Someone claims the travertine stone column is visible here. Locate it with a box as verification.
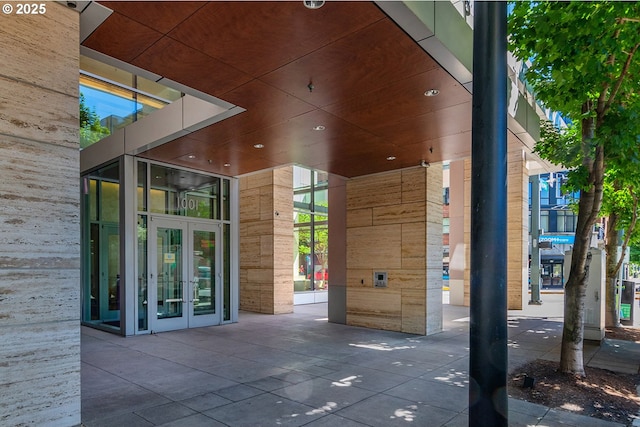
[345,166,443,335]
[448,159,467,306]
[328,174,347,324]
[507,147,528,310]
[461,151,528,310]
[464,158,472,307]
[0,4,80,426]
[426,164,444,334]
[239,167,294,314]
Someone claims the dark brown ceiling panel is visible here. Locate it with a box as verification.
[138,135,283,177]
[324,68,471,133]
[186,80,317,144]
[371,102,472,147]
[261,18,440,108]
[88,1,474,178]
[99,1,205,34]
[238,109,387,157]
[137,134,204,162]
[220,79,316,121]
[167,2,385,78]
[401,131,472,165]
[132,37,253,97]
[82,12,162,63]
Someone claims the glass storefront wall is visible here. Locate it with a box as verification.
[82,158,236,335]
[81,161,121,331]
[293,166,329,293]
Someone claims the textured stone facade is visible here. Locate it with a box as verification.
[458,153,528,310]
[345,167,443,335]
[239,168,294,314]
[0,4,81,426]
[507,148,528,310]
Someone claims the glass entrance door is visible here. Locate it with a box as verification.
[188,223,220,327]
[151,219,188,332]
[149,218,220,332]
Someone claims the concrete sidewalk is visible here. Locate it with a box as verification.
[81,301,640,427]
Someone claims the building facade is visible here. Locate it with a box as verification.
[0,1,553,425]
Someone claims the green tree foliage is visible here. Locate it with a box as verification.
[509,1,640,375]
[80,93,110,149]
[630,246,640,264]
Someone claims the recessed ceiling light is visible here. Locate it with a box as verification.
[313,125,326,131]
[253,143,264,149]
[424,89,440,97]
[303,0,324,9]
[224,163,231,167]
[187,154,196,159]
[387,156,396,161]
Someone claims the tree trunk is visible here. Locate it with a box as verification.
[605,212,620,327]
[560,190,593,376]
[559,112,604,376]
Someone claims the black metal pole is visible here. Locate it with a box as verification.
[469,2,508,427]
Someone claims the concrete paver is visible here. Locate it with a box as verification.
[81,298,639,427]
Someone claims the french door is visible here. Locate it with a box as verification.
[149,217,221,332]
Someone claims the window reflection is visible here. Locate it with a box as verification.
[79,55,182,149]
[149,164,221,219]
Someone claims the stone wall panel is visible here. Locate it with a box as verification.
[346,224,402,270]
[0,136,79,269]
[0,320,80,426]
[0,269,79,326]
[346,173,401,210]
[0,77,78,148]
[0,5,78,95]
[346,287,402,331]
[346,167,442,335]
[239,167,293,314]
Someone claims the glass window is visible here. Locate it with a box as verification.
[540,185,550,206]
[137,215,148,331]
[223,179,230,221]
[314,188,328,214]
[556,210,577,233]
[79,55,182,149]
[223,223,231,321]
[556,211,565,233]
[540,211,549,233]
[294,167,312,212]
[149,164,222,219]
[81,160,121,331]
[443,217,450,234]
[314,221,328,290]
[314,170,329,187]
[101,181,120,223]
[293,166,329,293]
[88,178,97,221]
[137,161,147,212]
[294,223,312,292]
